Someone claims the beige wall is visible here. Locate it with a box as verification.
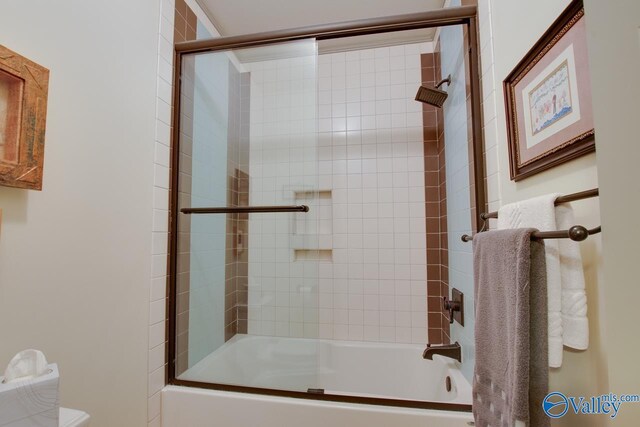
[479,0,610,425]
[0,1,159,426]
[583,0,640,425]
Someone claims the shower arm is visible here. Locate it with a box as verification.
[435,74,452,88]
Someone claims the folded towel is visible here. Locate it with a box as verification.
[556,203,589,350]
[497,194,562,367]
[497,194,588,367]
[473,229,549,427]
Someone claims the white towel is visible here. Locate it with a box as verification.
[556,203,589,351]
[497,194,588,367]
[497,194,563,367]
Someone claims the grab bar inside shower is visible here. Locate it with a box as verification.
[181,205,309,214]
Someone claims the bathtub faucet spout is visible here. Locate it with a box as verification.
[422,341,461,363]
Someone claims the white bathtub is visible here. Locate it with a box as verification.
[164,334,473,426]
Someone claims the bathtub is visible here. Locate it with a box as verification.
[163,334,473,426]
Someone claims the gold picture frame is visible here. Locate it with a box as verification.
[503,0,595,181]
[0,44,50,190]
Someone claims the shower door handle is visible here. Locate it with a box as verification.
[181,205,309,214]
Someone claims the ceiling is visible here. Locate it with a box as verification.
[195,0,448,51]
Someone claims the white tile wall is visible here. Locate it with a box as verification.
[477,0,502,215]
[149,0,227,424]
[244,43,321,339]
[244,42,430,344]
[315,43,430,344]
[148,0,174,425]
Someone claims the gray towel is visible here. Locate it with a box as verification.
[472,229,549,427]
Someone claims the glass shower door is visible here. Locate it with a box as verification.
[174,38,322,394]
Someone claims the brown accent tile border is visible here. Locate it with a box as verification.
[427,14,478,345]
[174,0,197,44]
[436,40,454,344]
[173,0,199,376]
[173,0,252,368]
[422,50,450,345]
[224,67,251,341]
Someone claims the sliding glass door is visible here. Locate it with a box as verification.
[174,39,322,393]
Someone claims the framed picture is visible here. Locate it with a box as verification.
[0,45,50,190]
[503,0,594,181]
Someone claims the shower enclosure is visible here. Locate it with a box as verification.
[168,4,485,413]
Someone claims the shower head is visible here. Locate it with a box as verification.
[415,86,448,108]
[415,74,452,108]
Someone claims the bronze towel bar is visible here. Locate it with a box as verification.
[480,188,599,220]
[181,205,309,214]
[462,188,601,242]
[461,225,601,242]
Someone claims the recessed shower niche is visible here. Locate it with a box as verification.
[293,190,332,262]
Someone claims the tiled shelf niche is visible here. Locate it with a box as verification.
[292,190,333,261]
[294,249,333,261]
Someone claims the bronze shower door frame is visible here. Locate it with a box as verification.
[167,4,486,412]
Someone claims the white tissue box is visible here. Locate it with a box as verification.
[0,363,59,427]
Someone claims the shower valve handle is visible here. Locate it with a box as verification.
[442,296,460,324]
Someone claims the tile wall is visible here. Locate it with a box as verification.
[148,0,228,424]
[223,62,251,341]
[175,12,251,364]
[421,49,451,345]
[313,44,431,344]
[172,0,198,376]
[476,0,501,216]
[243,42,434,344]
[147,0,175,424]
[243,41,322,339]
